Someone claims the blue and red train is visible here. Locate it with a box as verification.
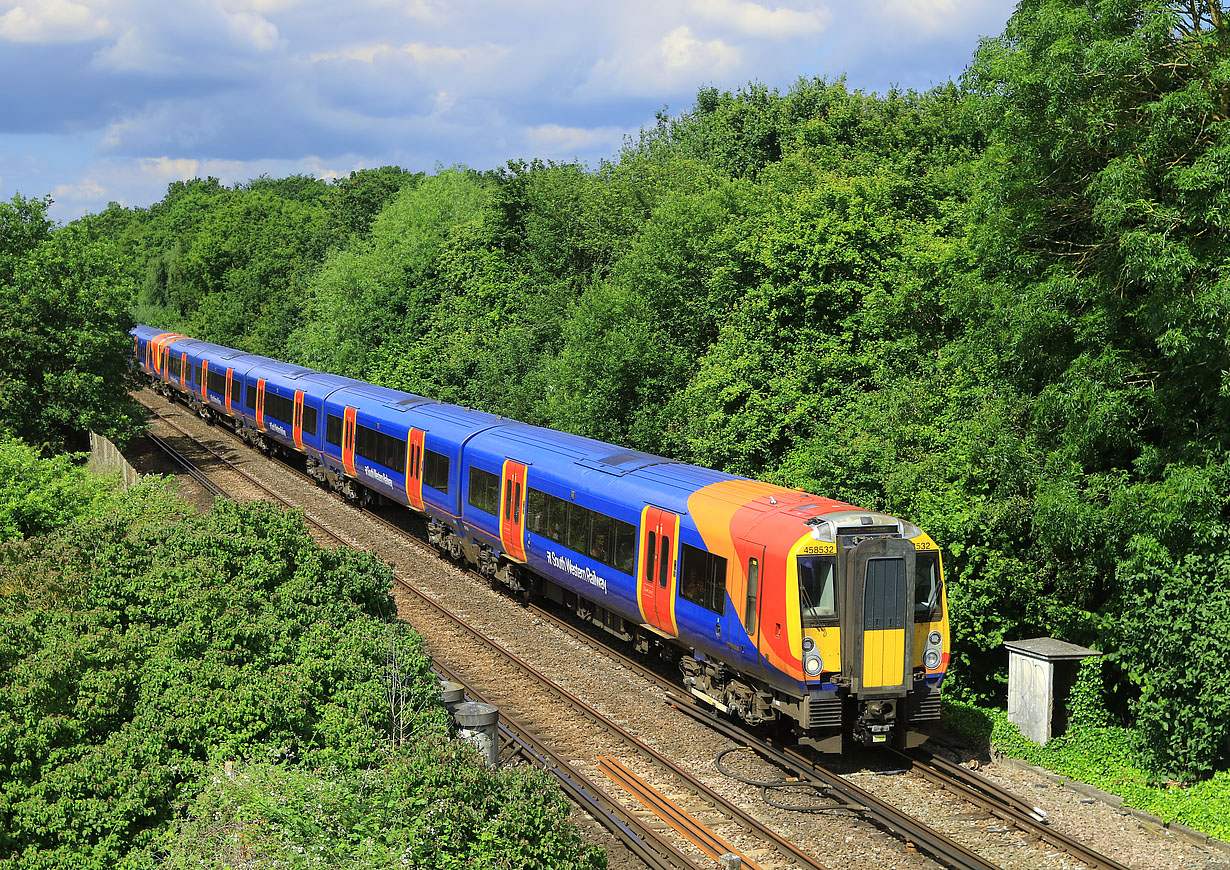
[134,325,949,746]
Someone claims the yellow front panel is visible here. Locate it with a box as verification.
[862,629,906,688]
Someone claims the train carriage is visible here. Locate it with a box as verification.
[132,325,949,748]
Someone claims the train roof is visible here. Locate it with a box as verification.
[466,421,747,515]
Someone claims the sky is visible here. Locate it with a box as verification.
[0,0,1019,222]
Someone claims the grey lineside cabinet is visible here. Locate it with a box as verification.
[1004,637,1101,745]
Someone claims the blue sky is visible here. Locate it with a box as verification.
[0,0,1018,221]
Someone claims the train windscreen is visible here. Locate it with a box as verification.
[798,555,838,627]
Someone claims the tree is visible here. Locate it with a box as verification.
[0,197,142,452]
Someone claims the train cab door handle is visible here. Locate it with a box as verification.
[714,621,721,637]
[727,641,742,653]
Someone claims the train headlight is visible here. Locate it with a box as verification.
[802,637,815,652]
[803,654,823,676]
[928,631,941,645]
[924,649,941,670]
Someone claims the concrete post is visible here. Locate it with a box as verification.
[718,854,742,870]
[439,680,464,713]
[454,701,500,768]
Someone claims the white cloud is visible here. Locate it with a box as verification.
[879,0,968,37]
[689,0,830,38]
[660,25,740,73]
[51,176,106,204]
[0,0,112,43]
[524,123,627,157]
[310,40,505,69]
[582,22,744,98]
[224,9,279,51]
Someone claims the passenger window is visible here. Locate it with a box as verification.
[658,536,670,588]
[514,482,521,524]
[680,543,727,614]
[646,532,656,583]
[527,488,545,533]
[746,558,760,634]
[613,521,636,575]
[504,480,513,521]
[567,502,589,554]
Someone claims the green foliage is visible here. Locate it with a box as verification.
[0,489,447,869]
[0,435,110,543]
[0,196,143,451]
[1114,523,1230,778]
[1066,656,1110,732]
[164,752,605,870]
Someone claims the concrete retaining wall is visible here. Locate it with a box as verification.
[87,432,141,489]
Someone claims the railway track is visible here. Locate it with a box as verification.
[139,393,1135,870]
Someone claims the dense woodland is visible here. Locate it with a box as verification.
[1,2,1228,856]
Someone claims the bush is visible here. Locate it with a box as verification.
[0,489,446,869]
[1114,525,1230,779]
[165,749,606,870]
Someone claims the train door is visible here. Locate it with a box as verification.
[341,407,357,476]
[499,460,528,562]
[255,379,266,429]
[842,536,915,693]
[404,428,425,509]
[180,353,188,388]
[741,543,766,676]
[292,390,305,449]
[637,506,679,637]
[225,369,234,414]
[200,360,210,401]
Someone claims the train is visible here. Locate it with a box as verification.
[133,325,949,748]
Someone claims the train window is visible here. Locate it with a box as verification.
[326,414,341,446]
[302,404,318,438]
[680,543,726,614]
[589,515,612,563]
[514,482,521,524]
[208,369,227,396]
[613,520,636,575]
[646,532,656,582]
[526,487,545,533]
[246,382,257,411]
[228,376,240,405]
[658,535,670,588]
[423,449,450,494]
[469,468,501,516]
[799,556,838,627]
[914,550,943,622]
[265,391,295,427]
[543,492,567,542]
[504,480,513,521]
[746,557,760,635]
[567,502,589,554]
[192,365,202,387]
